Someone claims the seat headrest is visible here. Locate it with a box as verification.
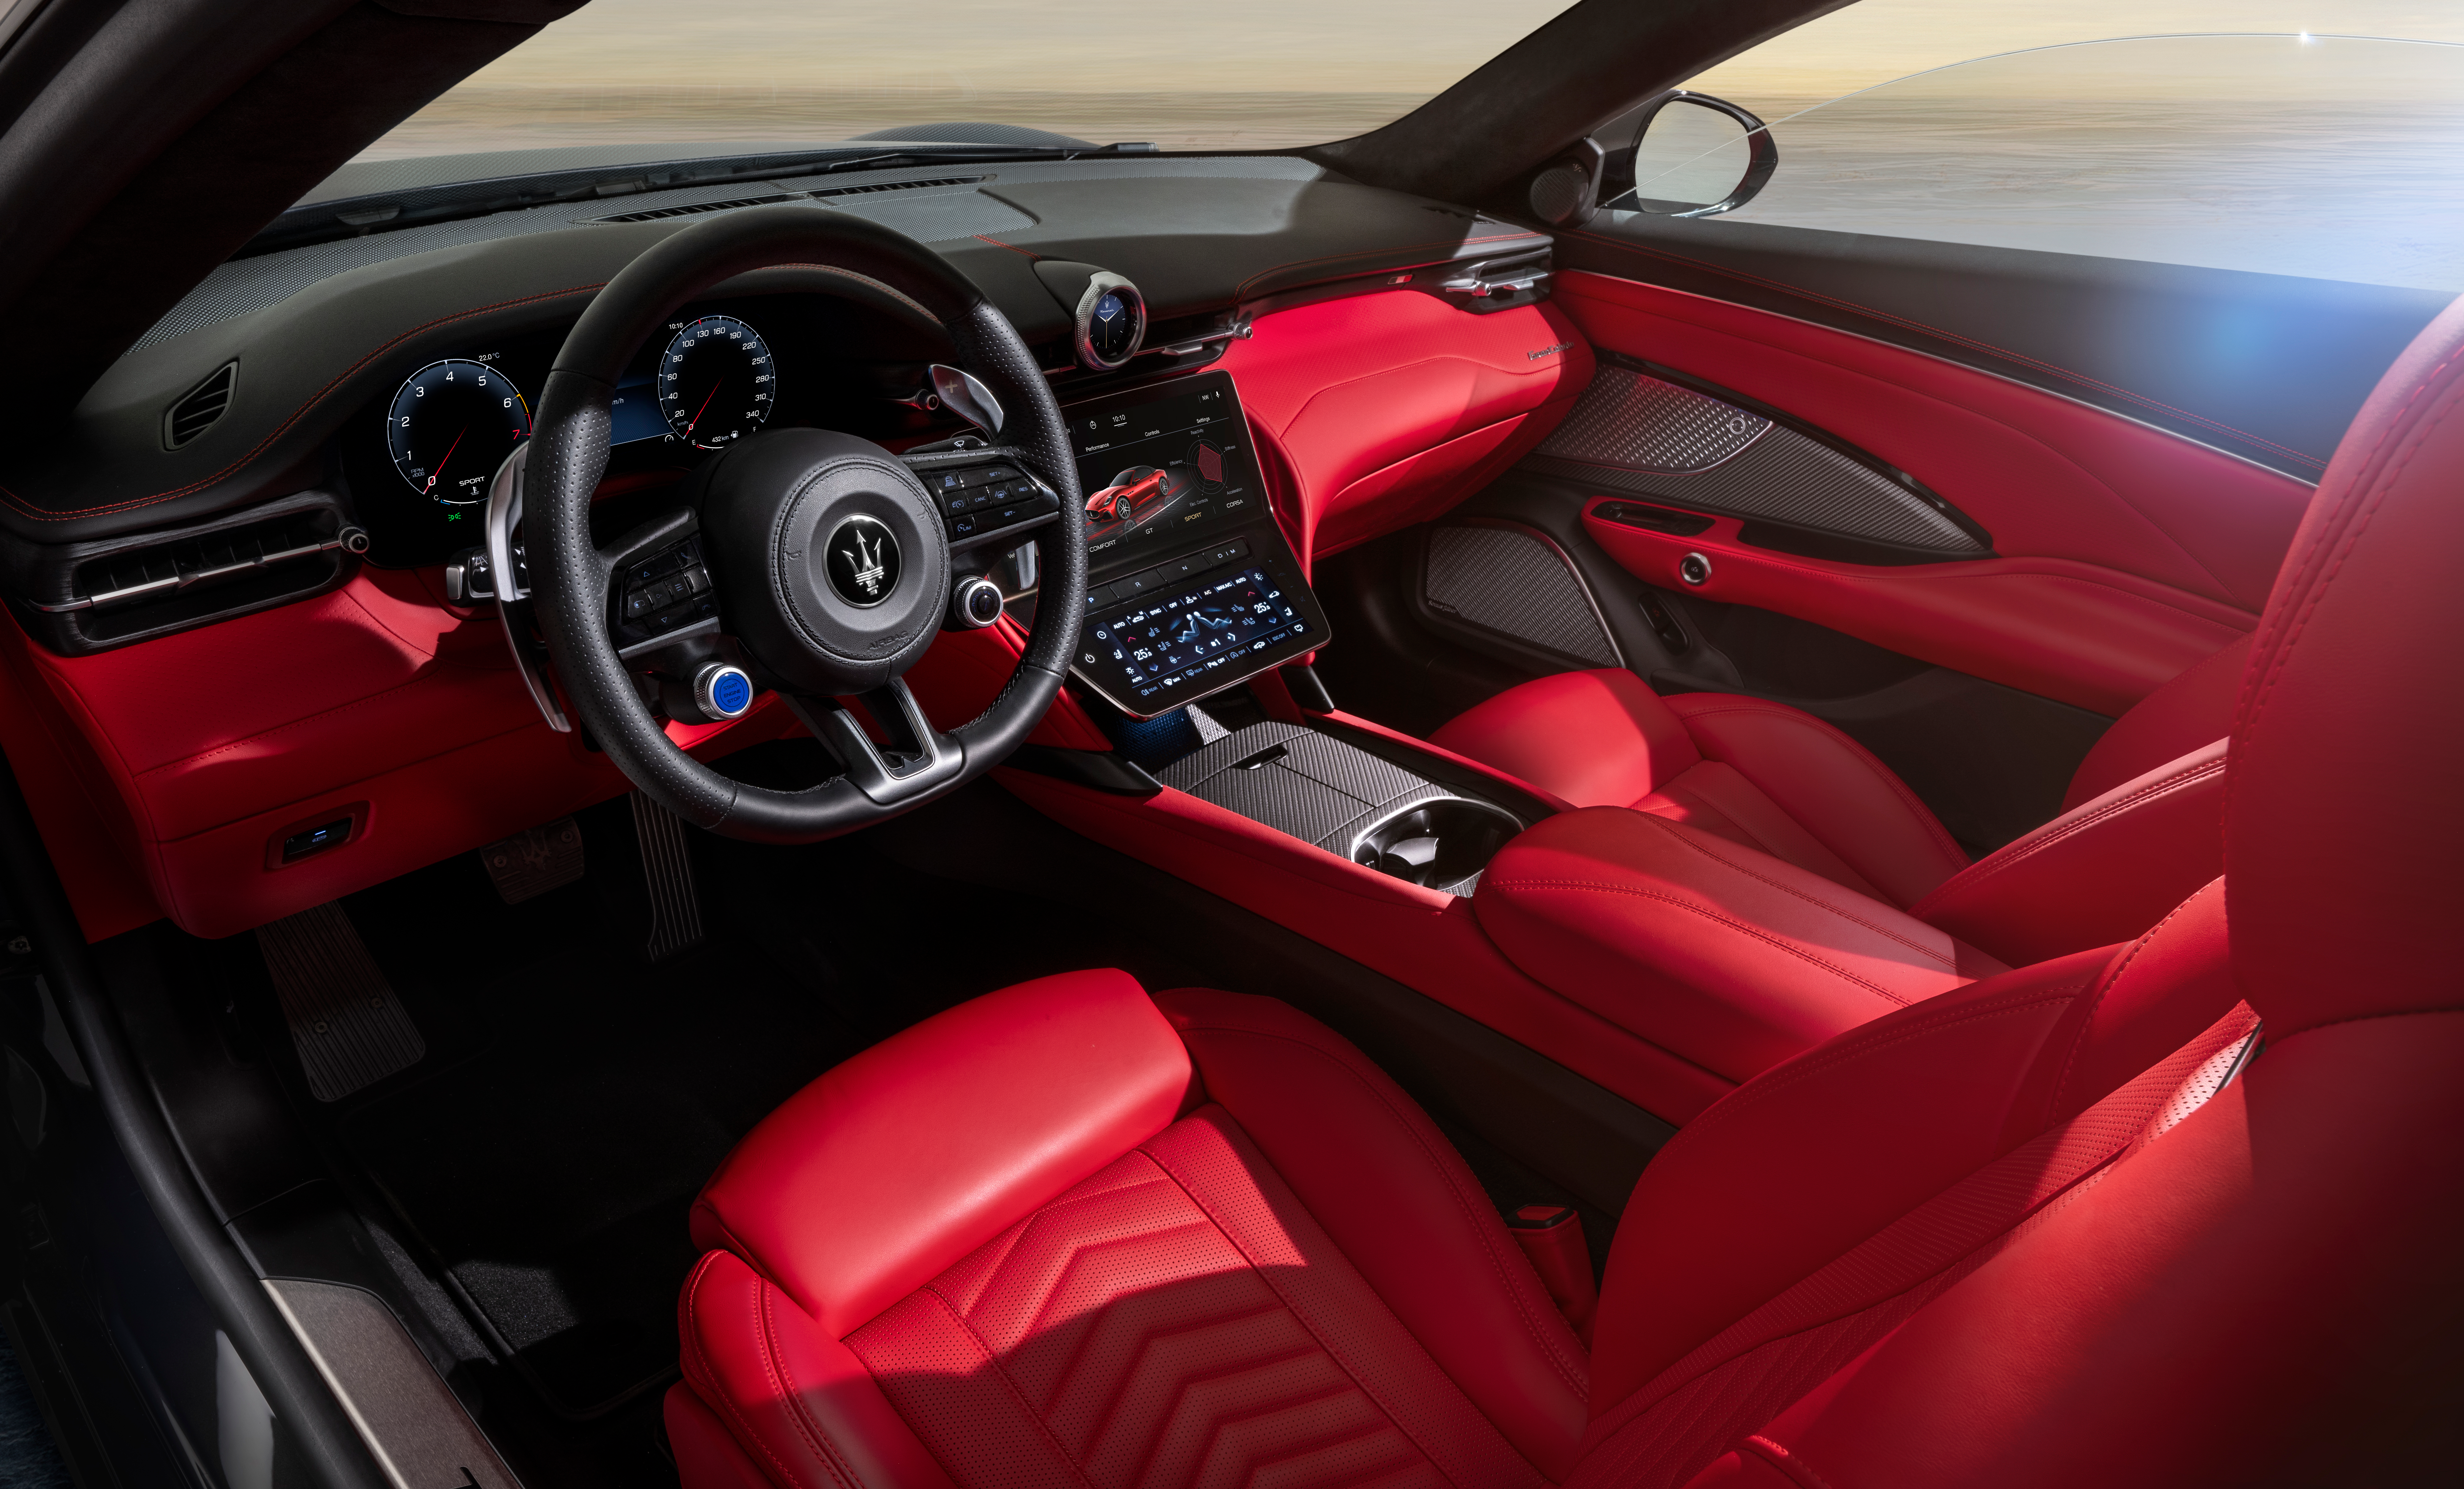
[2228,292,2464,1035]
[690,969,1193,1337]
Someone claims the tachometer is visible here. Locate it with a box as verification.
[386,359,529,505]
[656,315,776,449]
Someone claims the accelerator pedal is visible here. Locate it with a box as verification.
[629,792,706,963]
[256,903,426,1102]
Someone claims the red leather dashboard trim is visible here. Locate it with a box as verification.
[995,767,1737,1124]
[1555,272,2315,616]
[1582,503,2251,716]
[1218,291,1593,568]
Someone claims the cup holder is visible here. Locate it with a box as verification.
[1349,796,1524,894]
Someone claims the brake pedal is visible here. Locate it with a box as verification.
[478,816,585,905]
[256,903,426,1102]
[629,792,705,963]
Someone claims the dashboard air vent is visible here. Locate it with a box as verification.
[164,362,237,448]
[806,175,983,199]
[22,492,365,654]
[589,193,802,224]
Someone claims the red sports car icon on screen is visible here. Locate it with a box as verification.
[1084,463,1193,524]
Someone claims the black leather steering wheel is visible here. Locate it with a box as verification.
[523,205,1086,841]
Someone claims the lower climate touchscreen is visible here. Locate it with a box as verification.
[1062,370,1329,719]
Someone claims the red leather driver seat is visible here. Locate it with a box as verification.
[668,292,2464,1486]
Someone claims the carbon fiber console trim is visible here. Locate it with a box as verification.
[1526,362,1990,555]
[1422,523,1621,668]
[1155,721,1520,895]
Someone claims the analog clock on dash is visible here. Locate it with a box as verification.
[657,315,776,448]
[386,358,530,505]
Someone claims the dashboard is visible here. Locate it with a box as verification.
[0,153,1578,941]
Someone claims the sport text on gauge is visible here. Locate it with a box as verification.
[386,358,530,505]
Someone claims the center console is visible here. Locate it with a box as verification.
[1060,371,1331,718]
[1047,368,1525,897]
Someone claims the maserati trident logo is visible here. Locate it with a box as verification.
[824,514,901,607]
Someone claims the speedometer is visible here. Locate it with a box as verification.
[386,359,529,504]
[656,315,776,449]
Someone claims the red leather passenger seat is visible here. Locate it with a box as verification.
[1431,633,2248,966]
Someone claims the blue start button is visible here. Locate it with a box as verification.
[695,663,755,721]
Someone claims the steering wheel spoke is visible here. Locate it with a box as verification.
[784,680,965,806]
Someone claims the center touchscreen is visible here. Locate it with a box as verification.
[1059,370,1331,719]
[1071,371,1264,569]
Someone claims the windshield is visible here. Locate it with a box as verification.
[359,0,1580,163]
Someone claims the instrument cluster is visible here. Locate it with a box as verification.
[342,294,933,569]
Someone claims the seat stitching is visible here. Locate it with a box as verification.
[680,1256,824,1489]
[2277,1005,2464,1037]
[2240,371,2463,753]
[1556,241,2330,470]
[910,1283,1107,1489]
[1677,987,2088,1144]
[2045,886,2217,1120]
[1628,813,1961,969]
[681,1255,824,1489]
[1485,878,1924,1007]
[1665,699,1968,882]
[1136,1132,1507,1488]
[1172,1028,1591,1398]
[1915,755,2227,915]
[762,1280,867,1489]
[1642,782,1788,861]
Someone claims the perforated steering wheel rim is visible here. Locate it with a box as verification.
[522,205,1086,842]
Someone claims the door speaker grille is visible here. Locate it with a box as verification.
[1423,526,1619,668]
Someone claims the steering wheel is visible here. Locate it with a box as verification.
[520,205,1086,841]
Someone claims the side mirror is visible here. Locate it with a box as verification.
[1613,91,1777,217]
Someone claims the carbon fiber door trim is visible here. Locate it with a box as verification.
[1525,361,1989,555]
[1421,521,1621,669]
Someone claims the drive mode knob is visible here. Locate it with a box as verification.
[948,575,1005,629]
[693,662,755,720]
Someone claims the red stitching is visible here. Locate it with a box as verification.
[680,1256,818,1489]
[1485,877,1930,1007]
[1560,243,2330,470]
[971,234,1038,258]
[1915,754,2226,915]
[1630,812,1962,970]
[2047,883,2220,1120]
[1174,1024,1592,1397]
[0,283,609,521]
[1667,696,1969,879]
[1231,230,1548,300]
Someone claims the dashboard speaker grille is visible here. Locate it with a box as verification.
[1422,525,1620,669]
[164,361,236,448]
[587,193,800,223]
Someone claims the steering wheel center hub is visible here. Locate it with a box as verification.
[823,513,901,607]
[699,426,950,694]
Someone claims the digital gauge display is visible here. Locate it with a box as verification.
[657,315,776,448]
[386,359,530,505]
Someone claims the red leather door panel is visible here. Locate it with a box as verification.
[1555,272,2316,713]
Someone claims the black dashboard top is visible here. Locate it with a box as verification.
[2,155,1544,549]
